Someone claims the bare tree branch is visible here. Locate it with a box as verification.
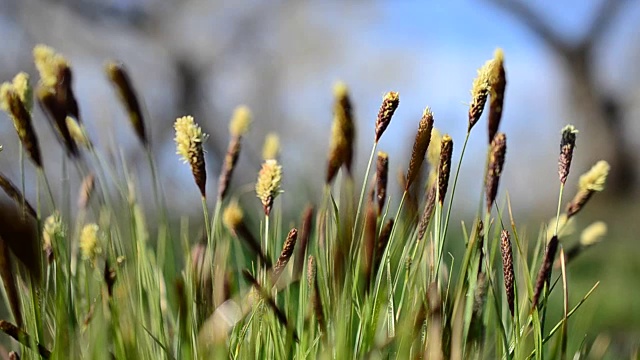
[582,0,628,46]
[485,0,569,54]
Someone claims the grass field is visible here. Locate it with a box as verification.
[0,45,633,359]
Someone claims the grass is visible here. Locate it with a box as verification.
[0,45,624,359]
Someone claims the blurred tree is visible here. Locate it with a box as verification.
[3,0,386,213]
[487,0,637,197]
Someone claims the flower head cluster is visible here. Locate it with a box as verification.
[80,223,100,261]
[175,115,208,197]
[256,159,283,215]
[174,116,207,164]
[33,44,69,88]
[578,160,609,192]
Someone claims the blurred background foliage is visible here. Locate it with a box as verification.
[1,0,639,357]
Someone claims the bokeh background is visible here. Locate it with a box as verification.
[1,0,639,357]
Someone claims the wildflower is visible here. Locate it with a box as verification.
[468,58,493,132]
[262,132,280,160]
[80,224,100,261]
[580,221,607,246]
[42,213,62,263]
[224,199,270,266]
[566,161,609,218]
[488,49,506,143]
[256,159,282,216]
[0,82,42,168]
[65,116,91,148]
[222,199,244,231]
[218,107,251,200]
[33,44,69,88]
[229,105,252,138]
[174,115,207,198]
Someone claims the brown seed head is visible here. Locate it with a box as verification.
[0,173,37,218]
[374,218,394,275]
[36,85,79,157]
[488,49,506,143]
[500,230,515,316]
[105,61,148,146]
[34,45,80,121]
[0,84,42,168]
[485,132,507,213]
[0,200,41,284]
[417,182,437,241]
[272,228,298,281]
[406,107,434,191]
[217,136,241,201]
[334,82,355,174]
[362,203,377,288]
[532,235,559,309]
[307,255,325,332]
[437,135,454,204]
[374,91,399,142]
[306,255,316,291]
[558,125,578,185]
[476,220,485,276]
[293,205,314,278]
[468,59,493,132]
[375,151,389,215]
[326,82,356,182]
[55,65,80,122]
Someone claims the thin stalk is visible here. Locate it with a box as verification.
[146,147,171,270]
[211,200,223,240]
[264,214,271,262]
[61,155,71,227]
[19,143,25,213]
[352,141,378,240]
[559,247,568,360]
[202,197,211,247]
[38,169,57,210]
[371,192,406,337]
[437,132,470,278]
[553,184,565,236]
